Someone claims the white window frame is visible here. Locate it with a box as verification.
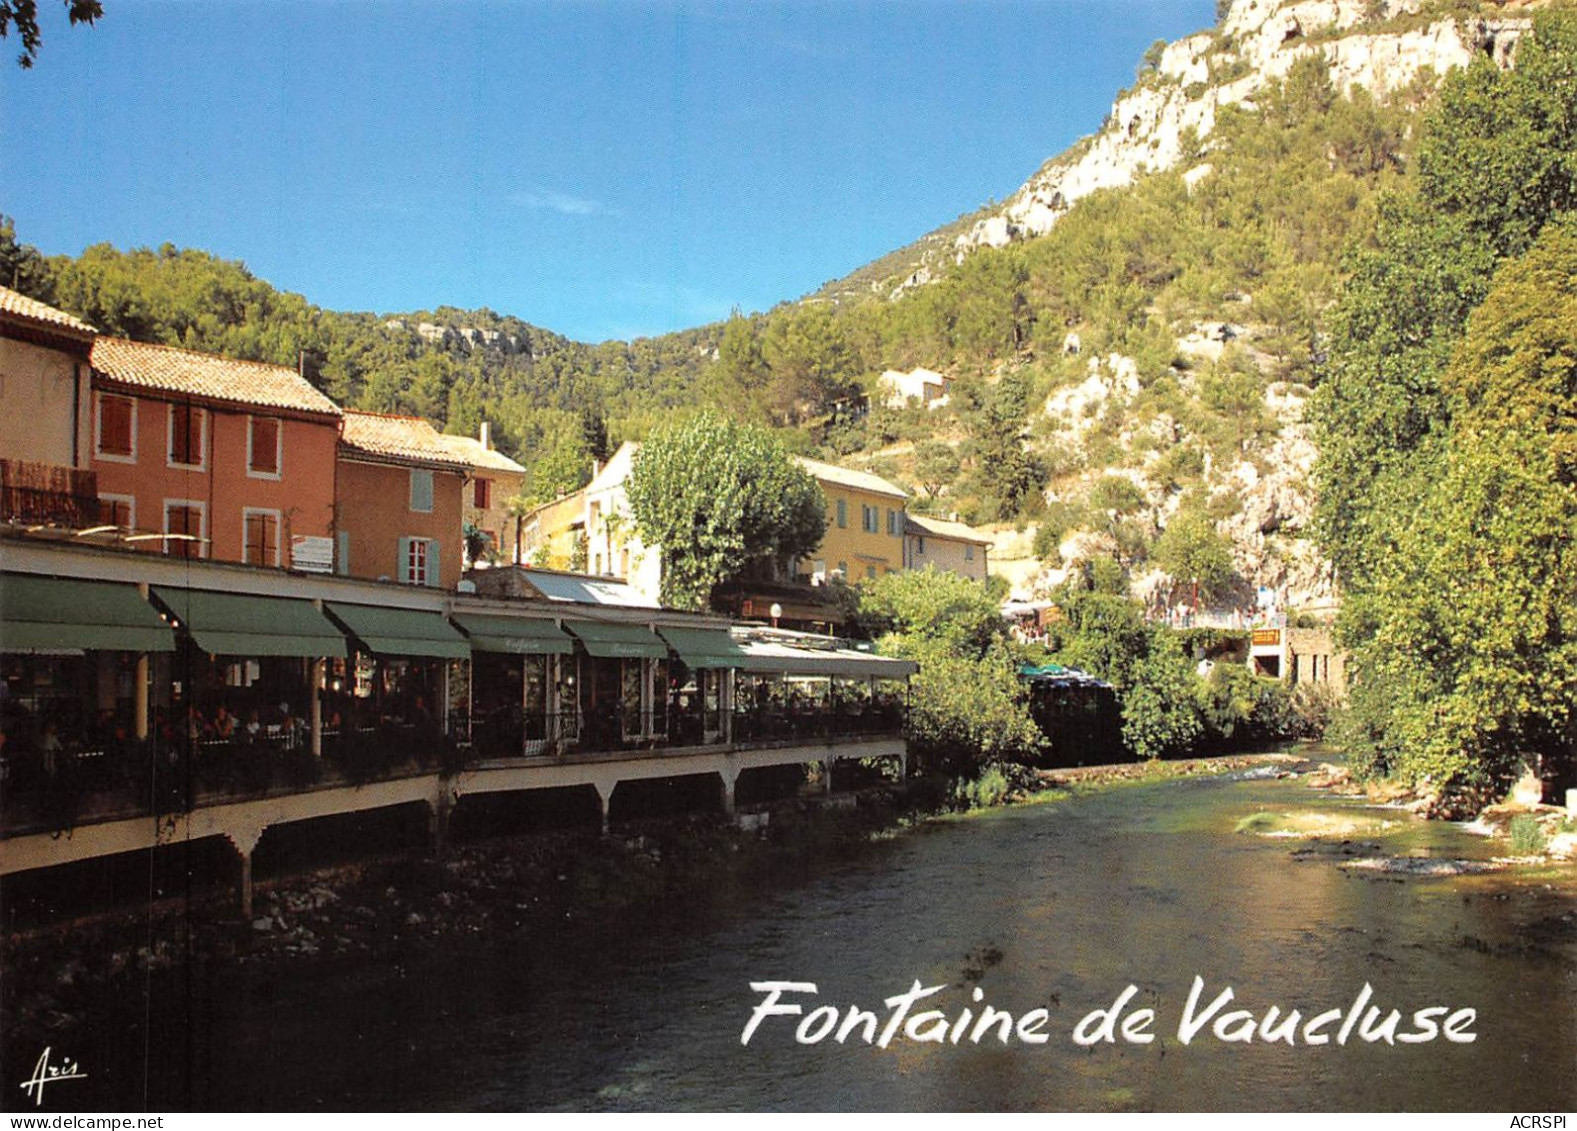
[247,415,284,480]
[405,536,430,586]
[163,498,207,559]
[94,393,138,463]
[166,403,207,470]
[410,468,434,513]
[99,492,136,533]
[242,506,283,568]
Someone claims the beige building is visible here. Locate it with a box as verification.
[433,422,527,567]
[0,287,96,512]
[903,513,991,582]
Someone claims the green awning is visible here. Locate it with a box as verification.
[563,620,668,660]
[657,625,747,668]
[152,587,346,657]
[326,602,470,659]
[451,613,572,655]
[1,573,174,653]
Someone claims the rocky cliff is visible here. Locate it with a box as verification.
[954,0,1534,258]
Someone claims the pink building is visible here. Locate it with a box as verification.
[88,337,342,569]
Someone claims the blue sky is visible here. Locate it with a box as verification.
[2,1,1216,343]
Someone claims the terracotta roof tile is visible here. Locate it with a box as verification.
[435,433,526,475]
[340,410,472,469]
[794,455,908,500]
[91,337,340,416]
[905,513,992,545]
[0,285,96,338]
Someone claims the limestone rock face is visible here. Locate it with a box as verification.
[954,0,1535,257]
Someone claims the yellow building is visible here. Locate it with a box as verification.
[792,456,908,584]
[519,445,999,609]
[518,487,588,571]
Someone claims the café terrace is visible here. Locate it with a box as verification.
[0,287,914,917]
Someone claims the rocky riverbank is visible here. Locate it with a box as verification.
[0,749,1316,1074]
[1,787,908,1069]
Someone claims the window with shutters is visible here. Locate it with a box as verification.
[168,404,205,468]
[410,469,434,512]
[474,478,491,509]
[243,508,282,567]
[405,537,429,586]
[100,494,135,533]
[164,500,205,560]
[96,394,136,461]
[835,498,847,528]
[248,416,282,478]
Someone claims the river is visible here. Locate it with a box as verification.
[43,760,1577,1111]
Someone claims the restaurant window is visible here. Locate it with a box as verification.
[410,469,434,513]
[474,478,491,509]
[164,500,205,559]
[248,416,282,477]
[96,394,135,460]
[243,508,282,567]
[100,494,135,533]
[168,403,205,468]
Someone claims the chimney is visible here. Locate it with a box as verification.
[479,421,492,450]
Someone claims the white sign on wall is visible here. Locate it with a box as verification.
[291,534,335,574]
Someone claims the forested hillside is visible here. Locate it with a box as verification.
[0,0,1547,614]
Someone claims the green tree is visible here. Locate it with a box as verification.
[858,567,1040,774]
[625,411,827,610]
[912,440,961,498]
[1152,510,1235,606]
[1311,9,1577,807]
[1047,575,1205,759]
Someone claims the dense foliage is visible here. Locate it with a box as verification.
[1312,9,1577,810]
[858,568,1041,775]
[624,412,826,611]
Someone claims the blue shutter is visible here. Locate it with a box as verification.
[427,539,441,587]
[836,499,846,528]
[336,530,350,576]
[410,470,434,512]
[398,536,411,583]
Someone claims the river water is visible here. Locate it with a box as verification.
[97,762,1577,1110]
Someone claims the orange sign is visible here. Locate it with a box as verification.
[1252,629,1281,647]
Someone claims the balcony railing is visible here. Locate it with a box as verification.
[0,460,99,529]
[1,702,907,838]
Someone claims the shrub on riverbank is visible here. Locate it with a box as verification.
[860,568,1043,775]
